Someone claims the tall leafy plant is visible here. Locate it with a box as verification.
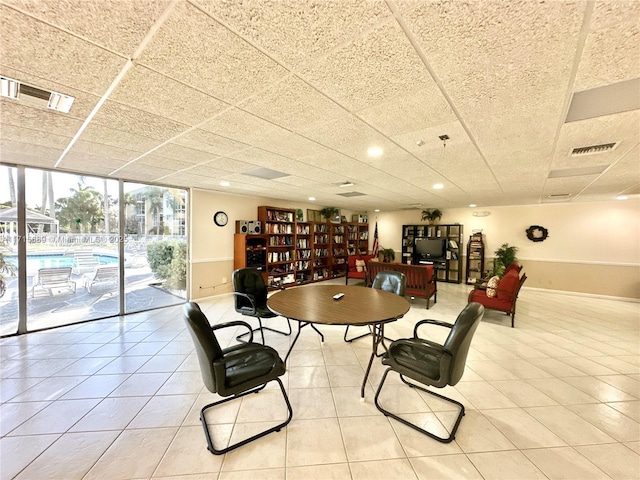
[491,243,518,276]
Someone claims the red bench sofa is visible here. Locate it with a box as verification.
[366,261,437,309]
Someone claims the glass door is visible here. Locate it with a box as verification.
[0,165,19,335]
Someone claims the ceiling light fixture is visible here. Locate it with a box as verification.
[219,180,230,187]
[416,140,425,146]
[48,91,74,113]
[374,209,380,212]
[308,196,316,201]
[433,183,444,189]
[469,204,477,208]
[0,76,18,98]
[367,146,383,157]
[615,195,628,200]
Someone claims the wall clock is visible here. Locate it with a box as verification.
[213,211,228,227]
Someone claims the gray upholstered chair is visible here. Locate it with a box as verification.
[344,270,407,343]
[374,302,484,443]
[183,302,292,455]
[232,267,292,344]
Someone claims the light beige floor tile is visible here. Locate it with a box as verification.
[0,376,44,402]
[9,375,88,402]
[349,458,418,480]
[389,412,463,456]
[331,385,380,416]
[326,364,367,388]
[482,407,566,449]
[137,354,189,373]
[60,374,130,399]
[285,463,351,480]
[468,450,548,479]
[84,427,177,480]
[525,405,616,445]
[340,416,405,462]
[322,344,361,365]
[70,396,150,431]
[153,425,224,476]
[288,348,326,366]
[567,403,640,442]
[562,357,619,376]
[563,376,636,402]
[489,379,558,407]
[218,468,285,480]
[410,454,483,480]
[590,356,640,374]
[454,381,518,409]
[607,400,640,422]
[465,360,519,380]
[96,355,152,374]
[624,441,640,454]
[108,371,171,397]
[187,391,240,426]
[220,421,287,471]
[8,398,101,435]
[0,400,50,435]
[288,366,330,388]
[156,370,210,395]
[289,387,337,419]
[523,446,612,480]
[526,377,600,405]
[437,410,515,453]
[51,356,114,376]
[576,443,640,480]
[14,431,119,480]
[129,394,197,428]
[286,418,347,467]
[528,357,586,377]
[0,434,60,479]
[597,375,640,398]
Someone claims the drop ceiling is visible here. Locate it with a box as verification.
[0,0,638,211]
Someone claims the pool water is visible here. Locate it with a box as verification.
[5,253,118,273]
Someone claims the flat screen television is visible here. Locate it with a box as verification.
[414,237,446,259]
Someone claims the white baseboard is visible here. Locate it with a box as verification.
[522,286,640,303]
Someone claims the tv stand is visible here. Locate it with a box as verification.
[417,258,446,269]
[401,224,463,283]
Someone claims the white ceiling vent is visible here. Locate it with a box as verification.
[0,76,75,113]
[570,142,617,156]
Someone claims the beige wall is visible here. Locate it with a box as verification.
[189,189,638,300]
[371,199,640,299]
[189,189,357,300]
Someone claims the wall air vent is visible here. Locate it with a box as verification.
[571,142,617,156]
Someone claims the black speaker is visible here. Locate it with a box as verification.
[249,221,262,234]
[235,220,249,234]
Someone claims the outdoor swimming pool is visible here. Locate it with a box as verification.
[5,252,118,272]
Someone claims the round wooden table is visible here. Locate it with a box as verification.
[268,284,410,398]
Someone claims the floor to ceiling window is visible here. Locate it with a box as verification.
[0,165,188,335]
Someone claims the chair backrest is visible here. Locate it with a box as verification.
[94,265,118,280]
[504,263,522,275]
[183,302,223,394]
[443,302,484,385]
[38,267,72,283]
[232,268,268,310]
[371,270,407,297]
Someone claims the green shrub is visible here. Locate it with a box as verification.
[147,240,186,290]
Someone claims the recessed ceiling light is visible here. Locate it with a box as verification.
[416,140,425,146]
[308,197,315,201]
[0,76,19,98]
[616,195,628,200]
[433,183,444,189]
[469,204,477,208]
[367,147,383,157]
[48,91,74,113]
[219,180,230,187]
[374,209,380,212]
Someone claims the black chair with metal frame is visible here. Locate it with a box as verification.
[183,302,292,455]
[232,267,292,344]
[374,302,484,443]
[344,270,407,344]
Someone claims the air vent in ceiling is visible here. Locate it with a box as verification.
[337,191,365,197]
[0,75,75,113]
[571,142,617,156]
[548,193,572,198]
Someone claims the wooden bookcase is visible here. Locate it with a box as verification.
[331,224,347,277]
[234,234,268,272]
[295,221,312,283]
[401,223,463,284]
[311,221,330,281]
[258,206,296,287]
[465,232,485,285]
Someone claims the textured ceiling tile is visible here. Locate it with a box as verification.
[136,155,197,171]
[110,65,230,126]
[358,83,456,137]
[173,129,249,156]
[192,0,393,69]
[151,143,217,165]
[189,157,254,175]
[253,130,329,159]
[581,144,640,193]
[301,21,430,111]
[590,0,640,31]
[0,123,71,149]
[137,1,288,103]
[116,162,176,180]
[79,124,161,152]
[239,76,346,132]
[200,108,287,146]
[0,99,85,137]
[0,151,56,169]
[573,21,640,90]
[70,140,143,163]
[62,155,128,176]
[542,175,599,197]
[1,5,127,95]
[91,101,189,141]
[2,0,172,56]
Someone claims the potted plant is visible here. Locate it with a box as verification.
[420,208,443,225]
[380,247,395,263]
[491,243,518,276]
[319,207,339,222]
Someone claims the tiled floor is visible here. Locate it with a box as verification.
[1,280,639,480]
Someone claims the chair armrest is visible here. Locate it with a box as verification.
[388,338,453,382]
[213,343,281,378]
[233,291,257,310]
[413,318,454,338]
[212,320,254,344]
